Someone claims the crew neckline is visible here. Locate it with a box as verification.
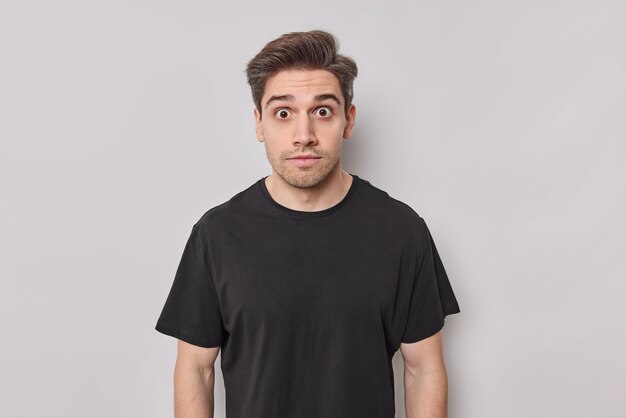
[257,174,360,218]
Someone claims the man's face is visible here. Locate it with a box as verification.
[254,69,356,189]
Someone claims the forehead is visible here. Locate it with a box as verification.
[262,69,342,104]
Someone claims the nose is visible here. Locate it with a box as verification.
[292,113,317,147]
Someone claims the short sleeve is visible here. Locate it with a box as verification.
[401,220,461,344]
[155,223,225,348]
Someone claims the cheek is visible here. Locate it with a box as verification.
[314,119,345,135]
[261,121,289,136]
[263,139,285,160]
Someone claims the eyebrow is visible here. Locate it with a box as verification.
[264,93,342,108]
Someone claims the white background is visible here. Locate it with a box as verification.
[1,0,624,417]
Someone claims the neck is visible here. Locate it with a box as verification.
[265,168,353,212]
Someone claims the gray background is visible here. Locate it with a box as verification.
[1,0,624,417]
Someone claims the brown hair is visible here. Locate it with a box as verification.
[245,30,358,118]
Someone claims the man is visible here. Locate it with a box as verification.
[156,30,460,418]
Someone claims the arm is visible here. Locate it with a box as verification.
[400,331,448,418]
[174,339,221,418]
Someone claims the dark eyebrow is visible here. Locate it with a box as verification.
[265,94,295,108]
[314,94,342,106]
[264,93,342,108]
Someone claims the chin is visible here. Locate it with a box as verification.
[277,167,333,189]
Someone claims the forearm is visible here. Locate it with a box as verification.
[174,364,216,418]
[403,364,448,418]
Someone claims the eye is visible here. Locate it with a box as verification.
[275,109,291,119]
[314,106,332,118]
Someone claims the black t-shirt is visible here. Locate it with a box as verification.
[155,174,460,418]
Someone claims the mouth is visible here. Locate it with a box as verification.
[287,154,322,159]
[287,156,322,167]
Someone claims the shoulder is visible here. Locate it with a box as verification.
[355,175,428,233]
[191,179,261,233]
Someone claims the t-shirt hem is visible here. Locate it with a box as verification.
[401,318,444,344]
[444,303,461,315]
[155,321,222,349]
[401,307,460,344]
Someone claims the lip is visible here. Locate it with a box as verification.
[288,154,322,159]
[287,155,322,168]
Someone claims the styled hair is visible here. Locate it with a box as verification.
[245,30,358,118]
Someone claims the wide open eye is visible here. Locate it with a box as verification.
[275,109,291,119]
[314,106,333,118]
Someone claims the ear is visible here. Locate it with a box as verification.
[254,107,265,142]
[343,104,356,139]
